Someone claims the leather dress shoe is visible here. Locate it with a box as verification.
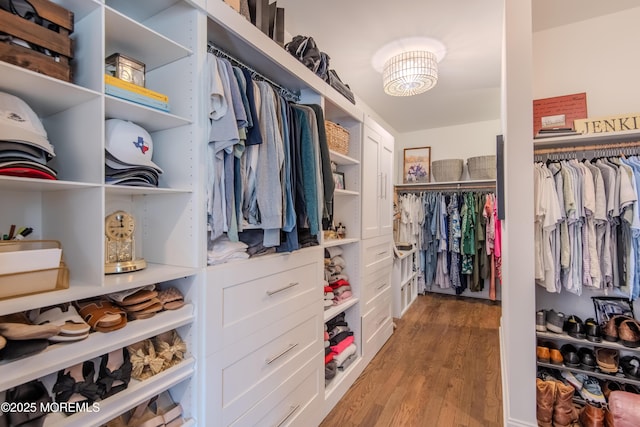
[618,318,640,347]
[585,318,602,343]
[620,355,640,380]
[560,344,580,368]
[602,380,622,400]
[595,347,619,374]
[537,345,550,363]
[579,347,597,371]
[550,347,563,365]
[603,315,631,342]
[565,315,586,339]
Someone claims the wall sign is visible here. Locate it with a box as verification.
[574,113,640,134]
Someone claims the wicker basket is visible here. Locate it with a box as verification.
[467,155,497,180]
[432,159,464,182]
[325,121,350,155]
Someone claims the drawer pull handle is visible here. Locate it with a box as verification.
[274,404,300,427]
[266,343,298,364]
[266,282,300,296]
[376,316,387,327]
[376,251,387,256]
[376,282,387,290]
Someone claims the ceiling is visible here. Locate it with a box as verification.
[277,0,640,135]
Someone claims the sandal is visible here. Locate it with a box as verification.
[157,287,185,311]
[53,361,101,414]
[128,339,165,381]
[74,299,127,333]
[0,311,61,340]
[127,299,163,321]
[107,285,156,305]
[127,391,183,427]
[153,330,187,370]
[97,347,133,399]
[30,305,90,342]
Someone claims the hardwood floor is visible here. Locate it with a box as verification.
[320,292,503,427]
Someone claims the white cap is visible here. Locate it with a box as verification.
[105,119,163,173]
[0,92,55,158]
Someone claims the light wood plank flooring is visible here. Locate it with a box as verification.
[320,292,503,427]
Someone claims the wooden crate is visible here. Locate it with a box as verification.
[0,0,74,82]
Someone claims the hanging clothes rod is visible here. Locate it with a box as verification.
[533,140,640,162]
[395,182,496,193]
[207,42,300,102]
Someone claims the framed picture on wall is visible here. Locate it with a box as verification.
[333,172,345,190]
[403,147,431,183]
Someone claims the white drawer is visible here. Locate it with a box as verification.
[203,248,323,355]
[362,235,392,275]
[361,265,391,310]
[362,288,392,358]
[209,304,323,426]
[230,354,323,427]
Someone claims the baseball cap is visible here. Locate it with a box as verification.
[0,91,55,158]
[105,119,163,173]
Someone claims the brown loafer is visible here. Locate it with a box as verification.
[619,319,640,347]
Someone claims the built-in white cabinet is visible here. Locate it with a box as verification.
[362,117,394,240]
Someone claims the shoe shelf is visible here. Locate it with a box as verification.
[324,298,359,323]
[536,330,639,352]
[0,304,194,391]
[323,238,359,248]
[537,361,640,387]
[43,357,195,427]
[0,266,198,317]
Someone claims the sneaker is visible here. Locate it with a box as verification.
[536,310,547,332]
[580,376,606,404]
[560,370,586,390]
[546,309,565,334]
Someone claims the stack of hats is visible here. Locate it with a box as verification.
[0,91,57,180]
[105,119,163,187]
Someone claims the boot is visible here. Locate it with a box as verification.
[553,381,578,427]
[536,378,555,427]
[579,402,605,427]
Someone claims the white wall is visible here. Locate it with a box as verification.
[394,119,500,183]
[533,7,640,114]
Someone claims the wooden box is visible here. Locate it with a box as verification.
[0,0,74,82]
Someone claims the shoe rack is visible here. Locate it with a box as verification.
[0,0,205,425]
[534,130,640,409]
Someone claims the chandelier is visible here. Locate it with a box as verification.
[382,50,438,97]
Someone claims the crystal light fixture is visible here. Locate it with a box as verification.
[382,50,438,97]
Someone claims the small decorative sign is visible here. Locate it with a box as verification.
[574,113,640,134]
[533,92,587,137]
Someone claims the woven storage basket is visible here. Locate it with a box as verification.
[325,121,350,155]
[431,159,463,182]
[467,155,497,180]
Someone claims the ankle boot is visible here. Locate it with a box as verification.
[553,381,578,427]
[536,378,555,427]
[579,402,605,427]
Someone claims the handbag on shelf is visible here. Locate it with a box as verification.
[325,69,355,105]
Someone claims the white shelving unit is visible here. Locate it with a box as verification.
[392,245,418,318]
[0,0,203,424]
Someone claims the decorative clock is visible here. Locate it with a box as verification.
[104,210,147,274]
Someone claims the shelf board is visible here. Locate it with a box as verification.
[533,129,640,148]
[334,189,359,197]
[537,361,640,386]
[536,330,636,352]
[46,357,196,427]
[103,263,199,288]
[324,297,359,322]
[105,96,192,132]
[105,184,193,196]
[105,7,192,71]
[0,304,194,391]
[323,238,359,248]
[329,151,360,166]
[0,62,101,117]
[0,177,100,192]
